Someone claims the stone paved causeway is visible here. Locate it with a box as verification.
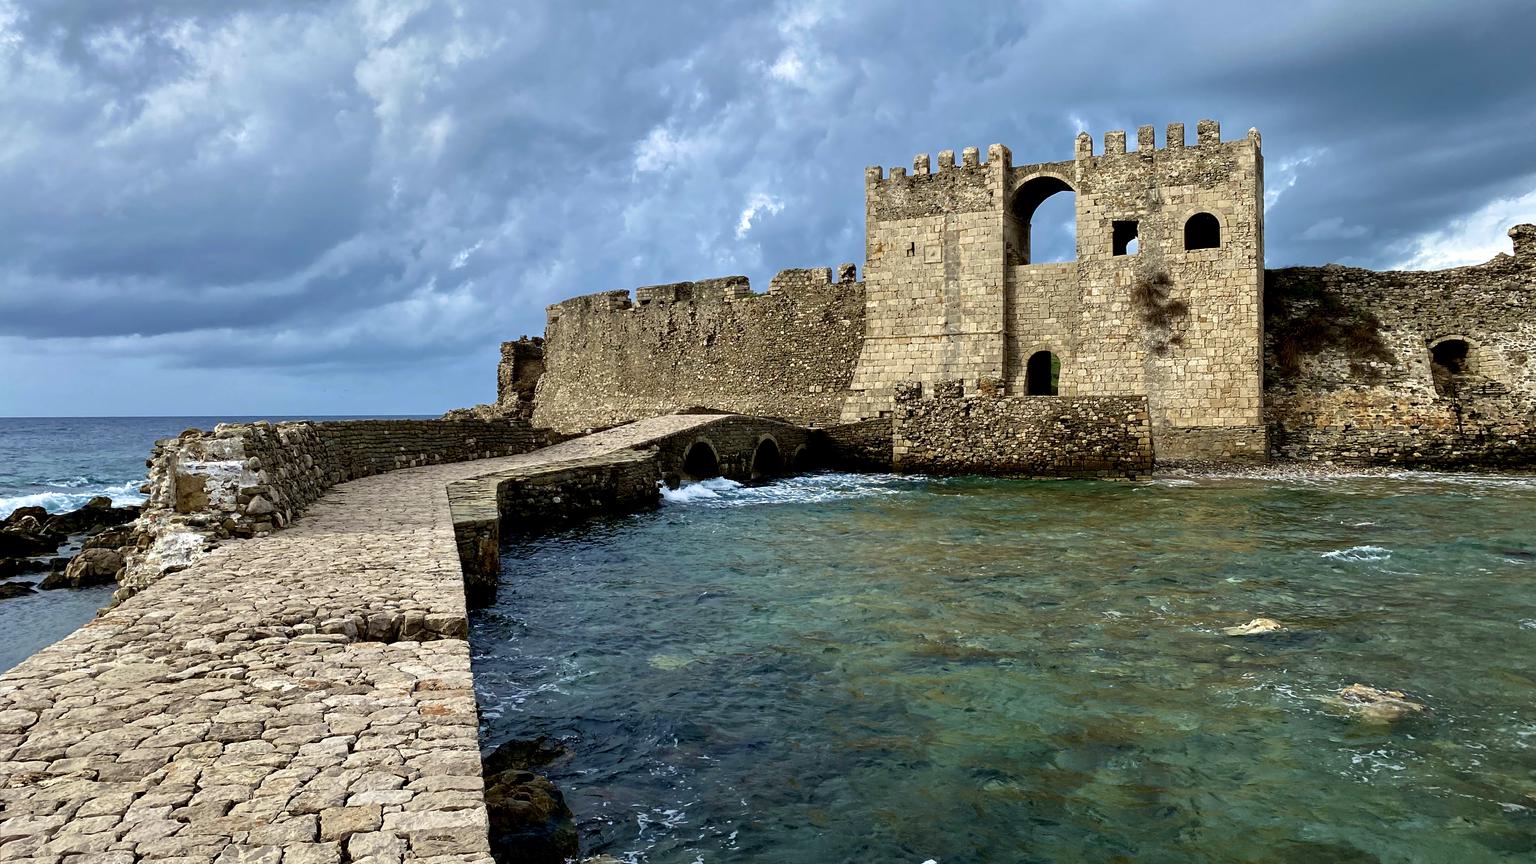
[0,416,725,864]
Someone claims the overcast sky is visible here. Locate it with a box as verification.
[2,0,1533,417]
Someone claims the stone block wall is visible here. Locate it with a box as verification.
[892,392,1153,478]
[447,450,661,603]
[532,269,865,433]
[1263,240,1536,466]
[820,419,895,471]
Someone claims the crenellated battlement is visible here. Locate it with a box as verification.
[546,268,861,325]
[1071,119,1262,159]
[865,142,1011,184]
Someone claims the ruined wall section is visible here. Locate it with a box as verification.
[1264,232,1536,466]
[533,270,864,433]
[1049,121,1265,461]
[494,337,545,418]
[842,145,1010,421]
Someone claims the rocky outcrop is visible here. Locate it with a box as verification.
[1,498,142,598]
[39,547,124,590]
[482,737,579,864]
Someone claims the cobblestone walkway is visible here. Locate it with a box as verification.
[0,416,722,864]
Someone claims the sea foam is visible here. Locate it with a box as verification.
[660,472,917,508]
[0,480,146,519]
[1321,545,1392,562]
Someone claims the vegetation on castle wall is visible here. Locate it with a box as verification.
[1130,256,1188,356]
[1263,269,1395,386]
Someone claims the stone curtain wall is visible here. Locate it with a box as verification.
[127,418,546,596]
[531,270,865,433]
[1263,234,1536,466]
[892,392,1153,478]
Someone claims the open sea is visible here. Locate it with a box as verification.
[0,415,426,671]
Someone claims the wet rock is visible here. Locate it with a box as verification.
[40,548,125,590]
[43,499,140,536]
[484,769,579,864]
[3,505,48,525]
[83,524,137,551]
[0,582,37,600]
[0,522,63,557]
[1330,683,1427,723]
[484,736,567,775]
[1223,617,1285,636]
[0,557,48,579]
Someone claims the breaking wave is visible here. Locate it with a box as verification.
[661,472,919,508]
[0,480,146,519]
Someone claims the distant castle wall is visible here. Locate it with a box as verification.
[530,267,865,433]
[1264,236,1536,466]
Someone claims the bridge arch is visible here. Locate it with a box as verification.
[681,439,720,481]
[750,435,784,480]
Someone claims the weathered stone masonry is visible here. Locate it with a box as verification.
[530,269,864,434]
[892,391,1153,478]
[1263,231,1536,467]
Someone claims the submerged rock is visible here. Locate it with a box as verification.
[484,736,567,775]
[0,582,36,600]
[484,769,580,864]
[1330,683,1428,723]
[483,737,578,863]
[1223,617,1285,636]
[40,548,124,590]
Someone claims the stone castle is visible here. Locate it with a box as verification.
[501,120,1535,473]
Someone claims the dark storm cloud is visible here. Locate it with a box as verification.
[1,0,1533,414]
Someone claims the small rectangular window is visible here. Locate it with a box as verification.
[1112,220,1139,256]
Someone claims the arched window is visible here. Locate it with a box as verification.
[1026,350,1059,396]
[1009,176,1076,264]
[1184,212,1221,250]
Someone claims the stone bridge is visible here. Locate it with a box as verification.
[0,413,816,864]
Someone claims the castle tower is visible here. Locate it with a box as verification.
[843,121,1267,462]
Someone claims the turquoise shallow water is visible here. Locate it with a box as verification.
[471,472,1536,863]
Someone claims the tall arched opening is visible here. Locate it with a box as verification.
[1008,175,1077,264]
[1026,350,1059,396]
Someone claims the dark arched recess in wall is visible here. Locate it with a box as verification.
[1026,350,1059,395]
[681,440,720,481]
[1185,212,1221,250]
